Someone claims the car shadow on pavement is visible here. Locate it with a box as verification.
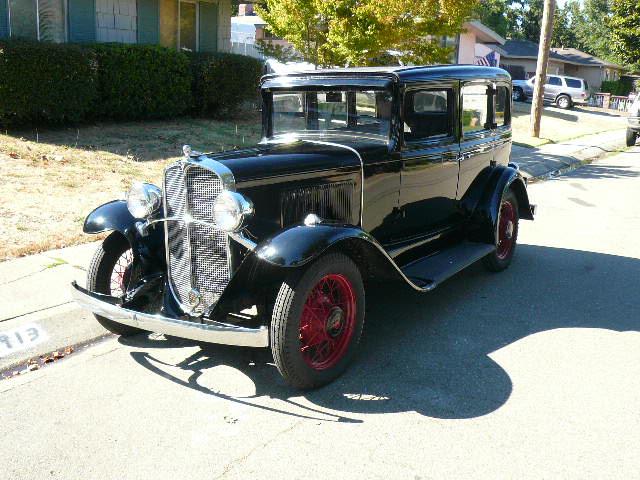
[122,244,640,422]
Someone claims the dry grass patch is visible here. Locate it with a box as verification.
[512,102,628,147]
[0,116,261,261]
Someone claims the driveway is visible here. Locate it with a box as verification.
[2,148,640,479]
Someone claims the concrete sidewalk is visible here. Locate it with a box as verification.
[0,241,110,373]
[0,128,629,375]
[513,128,627,180]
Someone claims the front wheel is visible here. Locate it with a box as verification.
[512,88,525,102]
[626,128,637,147]
[87,232,145,337]
[270,253,365,390]
[483,189,519,272]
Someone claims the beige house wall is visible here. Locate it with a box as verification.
[457,31,477,65]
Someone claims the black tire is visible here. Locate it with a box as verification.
[270,252,365,390]
[87,232,145,336]
[513,88,525,102]
[556,94,572,110]
[626,128,637,147]
[483,189,519,272]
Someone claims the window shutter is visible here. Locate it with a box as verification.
[68,0,96,43]
[0,0,8,38]
[198,2,218,52]
[137,0,159,44]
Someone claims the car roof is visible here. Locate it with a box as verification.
[261,65,511,85]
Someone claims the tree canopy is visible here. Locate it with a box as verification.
[255,0,479,67]
[609,0,640,69]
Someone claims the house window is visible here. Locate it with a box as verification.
[5,0,65,41]
[179,1,218,52]
[8,0,37,39]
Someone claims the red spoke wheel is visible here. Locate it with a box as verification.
[87,232,145,337]
[483,189,519,272]
[271,253,365,390]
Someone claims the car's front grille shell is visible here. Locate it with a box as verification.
[164,162,231,314]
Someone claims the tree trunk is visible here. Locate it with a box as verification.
[530,0,556,138]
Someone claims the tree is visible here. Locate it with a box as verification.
[473,0,509,38]
[609,0,640,68]
[256,0,479,67]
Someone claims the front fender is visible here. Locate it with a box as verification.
[84,200,137,237]
[83,200,165,266]
[254,223,376,268]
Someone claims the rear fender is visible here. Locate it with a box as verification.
[463,166,534,244]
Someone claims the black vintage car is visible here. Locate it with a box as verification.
[72,65,535,389]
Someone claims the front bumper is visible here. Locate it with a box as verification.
[71,282,269,348]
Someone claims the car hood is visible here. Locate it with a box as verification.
[199,135,389,183]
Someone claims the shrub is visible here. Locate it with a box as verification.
[600,78,634,96]
[92,43,192,120]
[0,40,97,127]
[190,52,263,117]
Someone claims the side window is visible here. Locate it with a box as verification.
[495,86,510,127]
[462,84,490,135]
[546,76,562,86]
[403,89,452,142]
[565,78,582,89]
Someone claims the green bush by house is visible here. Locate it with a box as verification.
[0,40,264,127]
[92,44,192,120]
[600,78,634,96]
[190,52,263,117]
[0,40,97,126]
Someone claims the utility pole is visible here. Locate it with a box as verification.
[530,0,556,138]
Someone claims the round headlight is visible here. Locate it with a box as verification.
[213,191,254,232]
[126,182,162,219]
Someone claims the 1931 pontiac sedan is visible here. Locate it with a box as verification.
[72,65,535,389]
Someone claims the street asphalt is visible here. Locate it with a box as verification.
[2,146,640,479]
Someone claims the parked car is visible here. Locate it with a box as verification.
[627,95,640,147]
[512,75,589,109]
[71,65,535,389]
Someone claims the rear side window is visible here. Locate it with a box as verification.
[404,89,452,142]
[566,78,582,88]
[462,84,490,135]
[547,76,562,86]
[495,86,510,127]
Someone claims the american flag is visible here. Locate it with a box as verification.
[474,51,498,67]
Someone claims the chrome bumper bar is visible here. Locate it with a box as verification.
[71,282,269,348]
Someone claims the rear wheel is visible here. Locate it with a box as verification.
[483,189,519,272]
[87,232,145,336]
[626,128,637,147]
[557,94,572,110]
[270,253,365,390]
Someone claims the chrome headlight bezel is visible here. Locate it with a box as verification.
[126,182,162,219]
[212,191,254,232]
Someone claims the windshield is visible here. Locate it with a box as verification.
[270,89,393,139]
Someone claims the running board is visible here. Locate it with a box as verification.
[401,241,496,291]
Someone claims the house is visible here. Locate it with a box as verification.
[0,0,232,53]
[456,20,506,67]
[499,39,624,90]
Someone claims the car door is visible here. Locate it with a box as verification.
[545,75,563,102]
[458,81,494,199]
[396,84,460,240]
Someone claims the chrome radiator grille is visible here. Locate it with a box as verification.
[164,163,230,313]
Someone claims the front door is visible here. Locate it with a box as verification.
[397,85,460,240]
[544,75,563,102]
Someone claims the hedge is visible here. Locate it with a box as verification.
[92,43,192,120]
[190,52,263,117]
[600,78,634,96]
[0,40,264,127]
[0,40,97,126]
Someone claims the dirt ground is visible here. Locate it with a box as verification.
[0,116,262,261]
